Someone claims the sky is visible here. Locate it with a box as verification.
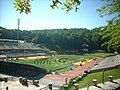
[0,0,115,30]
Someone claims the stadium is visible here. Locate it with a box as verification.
[0,39,120,90]
[0,39,47,59]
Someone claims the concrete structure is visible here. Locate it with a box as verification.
[80,78,120,90]
[90,55,120,71]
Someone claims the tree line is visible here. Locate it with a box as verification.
[12,0,120,53]
[0,26,113,52]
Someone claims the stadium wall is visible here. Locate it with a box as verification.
[0,61,48,80]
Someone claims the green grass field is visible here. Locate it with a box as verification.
[63,69,120,90]
[10,55,94,73]
[9,53,113,73]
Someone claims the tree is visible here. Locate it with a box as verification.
[97,0,120,52]
[13,0,120,52]
[13,0,81,14]
[0,26,103,51]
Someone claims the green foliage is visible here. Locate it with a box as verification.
[50,0,62,9]
[12,0,120,52]
[97,0,120,52]
[97,0,120,17]
[14,0,31,14]
[50,0,81,12]
[0,28,103,52]
[0,26,106,52]
[100,22,120,51]
[13,0,81,14]
[61,0,81,12]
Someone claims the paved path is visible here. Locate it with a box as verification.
[80,78,120,90]
[41,57,103,86]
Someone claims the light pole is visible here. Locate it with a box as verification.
[102,69,105,84]
[17,19,20,57]
[17,19,20,43]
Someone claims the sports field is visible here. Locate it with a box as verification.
[10,55,94,73]
[9,53,113,73]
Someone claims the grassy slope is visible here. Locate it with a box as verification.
[68,69,120,90]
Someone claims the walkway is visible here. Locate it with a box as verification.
[90,55,120,71]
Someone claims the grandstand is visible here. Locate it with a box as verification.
[0,39,48,80]
[0,39,47,59]
[0,39,40,50]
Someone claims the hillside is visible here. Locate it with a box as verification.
[0,26,107,52]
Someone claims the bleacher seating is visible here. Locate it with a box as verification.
[0,39,47,80]
[0,42,39,50]
[0,39,46,59]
